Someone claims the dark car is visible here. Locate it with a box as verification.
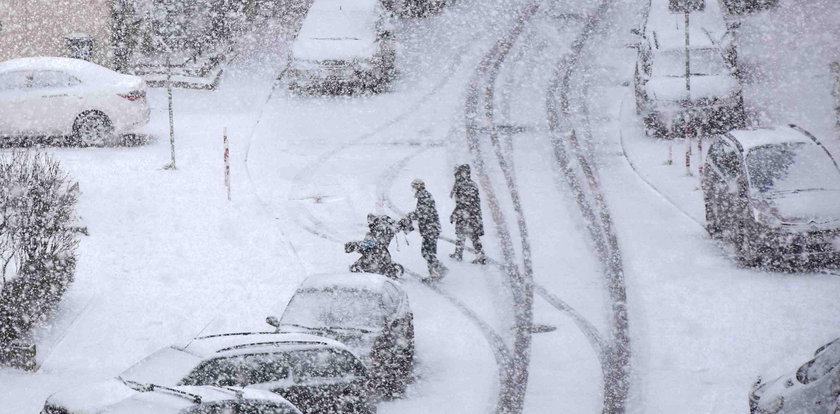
[43,385,302,414]
[269,273,414,397]
[702,125,840,267]
[749,338,840,414]
[721,0,778,14]
[42,333,375,414]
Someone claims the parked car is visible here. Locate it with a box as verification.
[0,57,150,146]
[749,338,840,414]
[43,385,302,414]
[43,332,375,414]
[702,125,840,267]
[269,273,414,396]
[721,0,778,14]
[381,0,445,17]
[633,0,744,137]
[287,0,396,94]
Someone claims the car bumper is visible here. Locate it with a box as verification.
[649,102,744,136]
[112,101,151,134]
[288,66,382,90]
[765,229,840,266]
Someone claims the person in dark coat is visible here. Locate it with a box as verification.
[408,179,447,278]
[450,164,486,264]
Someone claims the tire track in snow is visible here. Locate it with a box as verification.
[375,142,607,361]
[463,4,541,413]
[544,0,631,412]
[241,23,515,413]
[285,34,482,243]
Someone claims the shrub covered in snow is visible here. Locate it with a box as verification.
[0,152,80,369]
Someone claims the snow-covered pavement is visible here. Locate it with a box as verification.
[3,0,840,413]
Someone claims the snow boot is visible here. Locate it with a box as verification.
[449,252,463,261]
[471,254,486,265]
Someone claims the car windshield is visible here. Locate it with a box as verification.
[652,48,728,77]
[746,142,840,195]
[281,288,385,330]
[689,48,728,76]
[179,349,364,386]
[120,346,203,385]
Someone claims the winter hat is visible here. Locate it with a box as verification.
[411,179,425,190]
[455,164,471,175]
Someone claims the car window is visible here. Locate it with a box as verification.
[288,348,365,378]
[381,283,401,314]
[179,353,290,387]
[0,71,31,91]
[185,402,298,414]
[709,141,742,178]
[746,142,840,195]
[30,71,81,89]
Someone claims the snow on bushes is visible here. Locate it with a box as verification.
[0,152,81,370]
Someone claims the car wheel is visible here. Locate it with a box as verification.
[703,194,722,239]
[734,225,759,267]
[73,111,115,147]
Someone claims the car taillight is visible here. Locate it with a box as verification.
[119,90,145,101]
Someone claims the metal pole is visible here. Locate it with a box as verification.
[223,128,231,201]
[832,62,840,132]
[685,11,691,95]
[165,55,177,170]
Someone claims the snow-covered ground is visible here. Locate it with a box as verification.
[2,0,840,413]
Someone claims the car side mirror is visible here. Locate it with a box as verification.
[266,316,281,329]
[378,30,393,40]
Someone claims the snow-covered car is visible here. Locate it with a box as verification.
[286,0,396,93]
[42,385,301,414]
[721,0,778,14]
[381,0,445,17]
[43,333,375,414]
[269,273,414,396]
[633,0,744,137]
[0,57,150,146]
[749,338,840,414]
[702,125,840,267]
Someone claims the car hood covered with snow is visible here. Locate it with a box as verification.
[45,378,139,413]
[761,189,840,229]
[648,74,740,104]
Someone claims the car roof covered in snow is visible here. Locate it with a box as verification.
[724,125,820,153]
[183,331,351,358]
[297,272,399,293]
[0,57,138,85]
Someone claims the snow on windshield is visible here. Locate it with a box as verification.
[653,48,727,77]
[282,288,386,330]
[746,142,840,195]
[120,347,202,386]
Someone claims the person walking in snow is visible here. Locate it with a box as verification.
[408,179,447,278]
[449,164,486,264]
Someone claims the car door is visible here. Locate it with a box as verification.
[713,143,748,232]
[0,70,33,134]
[27,70,83,135]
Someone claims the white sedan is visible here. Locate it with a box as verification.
[0,57,150,146]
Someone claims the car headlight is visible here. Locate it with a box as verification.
[754,209,781,228]
[764,396,784,414]
[354,58,375,71]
